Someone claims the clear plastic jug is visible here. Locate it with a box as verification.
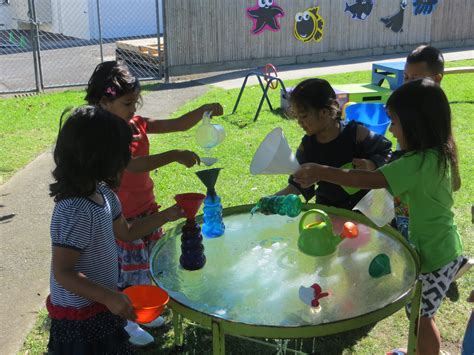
[195,111,225,149]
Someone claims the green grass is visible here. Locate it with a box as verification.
[3,60,472,354]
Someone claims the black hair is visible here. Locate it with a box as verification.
[386,79,460,189]
[406,45,444,75]
[289,78,341,120]
[50,106,133,201]
[85,61,141,105]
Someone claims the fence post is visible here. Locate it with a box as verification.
[162,0,169,83]
[154,0,163,80]
[28,0,44,92]
[95,0,104,62]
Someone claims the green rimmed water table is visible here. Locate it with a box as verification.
[150,204,422,354]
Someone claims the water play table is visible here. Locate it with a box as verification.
[150,204,421,354]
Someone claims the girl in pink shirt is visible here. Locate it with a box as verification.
[86,61,223,346]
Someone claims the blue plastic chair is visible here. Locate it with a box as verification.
[343,103,391,135]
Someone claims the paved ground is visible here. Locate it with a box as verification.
[0,83,208,355]
[0,46,472,354]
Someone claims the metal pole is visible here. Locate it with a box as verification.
[28,0,41,93]
[154,0,163,80]
[95,0,104,62]
[255,75,274,111]
[28,0,44,92]
[407,278,422,355]
[232,72,252,114]
[161,0,169,83]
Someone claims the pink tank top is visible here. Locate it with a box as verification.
[118,116,156,218]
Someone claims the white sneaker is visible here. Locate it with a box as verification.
[125,321,154,346]
[454,257,474,281]
[142,316,165,328]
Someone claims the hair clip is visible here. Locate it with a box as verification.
[106,86,117,97]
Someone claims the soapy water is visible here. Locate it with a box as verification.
[151,212,417,326]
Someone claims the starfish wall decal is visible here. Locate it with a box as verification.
[246,0,285,35]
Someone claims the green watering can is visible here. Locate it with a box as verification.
[298,209,344,257]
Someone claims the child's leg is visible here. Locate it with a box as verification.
[417,316,440,355]
[405,256,464,354]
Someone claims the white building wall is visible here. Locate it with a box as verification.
[0,3,14,29]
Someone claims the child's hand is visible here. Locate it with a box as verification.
[293,163,321,188]
[352,158,376,171]
[162,205,186,223]
[175,150,200,168]
[468,290,474,303]
[104,291,136,320]
[200,103,223,117]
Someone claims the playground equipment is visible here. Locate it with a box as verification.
[151,204,421,355]
[232,64,289,122]
[343,102,391,135]
[371,61,405,90]
[331,83,392,104]
[250,127,299,175]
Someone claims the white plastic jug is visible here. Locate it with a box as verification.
[195,111,225,149]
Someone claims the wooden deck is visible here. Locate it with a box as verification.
[115,37,165,58]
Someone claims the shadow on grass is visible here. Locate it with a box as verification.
[225,108,291,129]
[139,310,376,355]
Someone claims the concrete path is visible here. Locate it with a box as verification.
[0,84,208,355]
[0,46,472,354]
[197,45,474,90]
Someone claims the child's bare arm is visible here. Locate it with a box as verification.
[52,246,136,319]
[126,150,200,173]
[145,103,223,134]
[293,163,388,190]
[113,205,184,242]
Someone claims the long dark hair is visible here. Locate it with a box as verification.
[50,106,132,201]
[289,78,341,120]
[85,61,140,105]
[386,79,460,189]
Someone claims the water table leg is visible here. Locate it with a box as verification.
[212,320,225,355]
[172,310,184,347]
[407,278,422,355]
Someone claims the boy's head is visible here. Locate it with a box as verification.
[404,45,444,84]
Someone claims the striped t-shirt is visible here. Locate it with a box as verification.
[50,184,122,308]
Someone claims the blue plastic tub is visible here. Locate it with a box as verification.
[344,103,391,135]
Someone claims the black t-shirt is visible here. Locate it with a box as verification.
[289,121,392,210]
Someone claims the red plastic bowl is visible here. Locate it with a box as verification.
[123,285,169,324]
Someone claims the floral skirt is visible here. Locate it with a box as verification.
[117,204,164,289]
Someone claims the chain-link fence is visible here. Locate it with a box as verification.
[0,0,164,95]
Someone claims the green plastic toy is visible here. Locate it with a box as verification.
[369,253,392,278]
[298,209,344,257]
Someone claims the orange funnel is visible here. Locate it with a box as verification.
[175,193,205,219]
